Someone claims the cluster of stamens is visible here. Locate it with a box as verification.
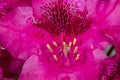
[46,38,80,64]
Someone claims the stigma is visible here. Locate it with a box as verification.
[46,38,80,66]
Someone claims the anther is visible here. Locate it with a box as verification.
[75,54,80,61]
[46,44,53,52]
[73,38,77,45]
[73,46,78,54]
[53,41,58,47]
[63,41,66,46]
[53,55,58,61]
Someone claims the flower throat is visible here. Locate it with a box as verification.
[36,0,92,36]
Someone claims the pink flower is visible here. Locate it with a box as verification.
[0,0,120,80]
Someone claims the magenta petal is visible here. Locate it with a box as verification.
[106,5,120,26]
[95,0,118,19]
[19,52,105,80]
[0,6,36,59]
[32,0,52,19]
[32,0,87,19]
[0,0,31,18]
[18,55,46,80]
[0,7,33,30]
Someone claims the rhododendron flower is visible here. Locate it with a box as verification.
[0,0,120,80]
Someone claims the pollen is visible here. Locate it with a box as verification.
[73,38,77,45]
[53,55,58,61]
[73,46,78,54]
[46,44,53,52]
[53,41,58,47]
[75,54,80,61]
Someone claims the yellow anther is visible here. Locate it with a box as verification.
[53,41,58,47]
[46,44,53,52]
[53,55,58,61]
[73,46,78,54]
[73,38,77,45]
[68,41,72,49]
[75,54,80,61]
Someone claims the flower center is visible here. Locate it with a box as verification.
[36,0,92,36]
[46,38,80,66]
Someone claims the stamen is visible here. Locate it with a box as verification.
[63,42,68,54]
[73,46,78,54]
[53,55,58,61]
[73,38,77,45]
[63,41,66,46]
[75,54,80,61]
[46,44,53,52]
[53,41,58,47]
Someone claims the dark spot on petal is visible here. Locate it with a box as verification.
[107,59,120,80]
[36,1,92,36]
